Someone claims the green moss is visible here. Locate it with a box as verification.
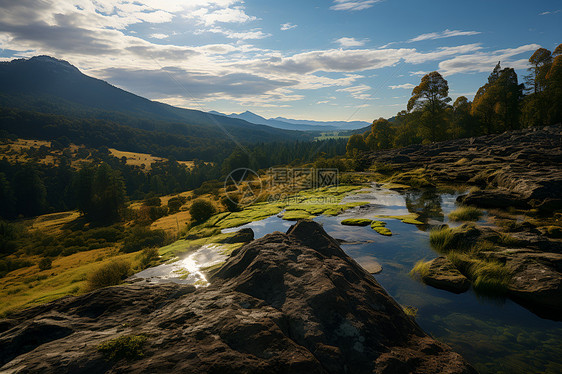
[341,218,372,226]
[381,182,411,190]
[97,335,148,361]
[375,213,423,225]
[385,168,435,189]
[448,206,484,222]
[371,221,392,236]
[282,210,315,221]
[201,262,225,273]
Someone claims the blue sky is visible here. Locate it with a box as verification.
[0,0,561,122]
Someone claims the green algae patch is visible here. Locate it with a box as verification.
[341,218,372,226]
[282,210,315,221]
[217,203,284,229]
[371,220,392,236]
[375,213,423,225]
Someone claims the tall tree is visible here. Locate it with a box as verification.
[472,63,523,132]
[407,71,451,142]
[13,166,47,217]
[527,48,552,94]
[366,118,394,150]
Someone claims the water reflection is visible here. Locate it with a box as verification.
[222,186,562,373]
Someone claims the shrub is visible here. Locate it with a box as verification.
[221,195,241,212]
[448,206,483,222]
[87,260,131,290]
[143,196,161,207]
[0,258,33,278]
[167,197,183,214]
[122,227,167,253]
[189,199,216,224]
[86,226,123,243]
[38,257,52,271]
[97,335,147,361]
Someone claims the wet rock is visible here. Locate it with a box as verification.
[0,221,476,373]
[419,257,470,294]
[457,189,530,209]
[506,257,562,318]
[219,228,254,243]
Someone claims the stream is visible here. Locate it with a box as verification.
[135,185,562,373]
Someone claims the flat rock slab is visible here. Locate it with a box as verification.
[421,257,471,294]
[0,221,476,374]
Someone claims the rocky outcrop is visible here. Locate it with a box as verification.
[418,257,471,294]
[366,125,562,212]
[0,221,476,373]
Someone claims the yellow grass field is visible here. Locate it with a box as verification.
[109,148,196,170]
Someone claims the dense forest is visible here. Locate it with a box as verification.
[0,133,346,220]
[346,44,562,157]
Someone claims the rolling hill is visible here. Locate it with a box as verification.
[0,56,310,143]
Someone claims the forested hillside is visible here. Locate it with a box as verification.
[347,44,562,158]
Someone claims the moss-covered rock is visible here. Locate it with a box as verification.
[371,221,392,236]
[341,218,372,226]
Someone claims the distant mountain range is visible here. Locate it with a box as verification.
[209,110,370,132]
[0,56,311,143]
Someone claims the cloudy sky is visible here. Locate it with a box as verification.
[1,0,560,122]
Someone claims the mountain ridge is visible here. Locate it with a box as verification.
[0,56,310,143]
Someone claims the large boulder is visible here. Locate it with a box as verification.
[0,221,476,373]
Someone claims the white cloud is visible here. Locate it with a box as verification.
[389,83,415,89]
[409,29,481,43]
[188,6,256,26]
[409,70,429,76]
[330,0,382,11]
[335,37,367,48]
[280,23,297,31]
[337,84,372,99]
[150,33,169,39]
[438,44,540,76]
[207,27,270,40]
[539,9,561,15]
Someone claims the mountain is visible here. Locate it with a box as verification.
[211,110,370,132]
[0,56,310,143]
[272,116,370,130]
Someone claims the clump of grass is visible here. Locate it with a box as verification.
[87,260,131,290]
[448,253,511,294]
[497,232,522,247]
[429,227,456,253]
[448,206,483,222]
[371,221,392,236]
[410,260,431,279]
[341,218,372,226]
[97,335,148,361]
